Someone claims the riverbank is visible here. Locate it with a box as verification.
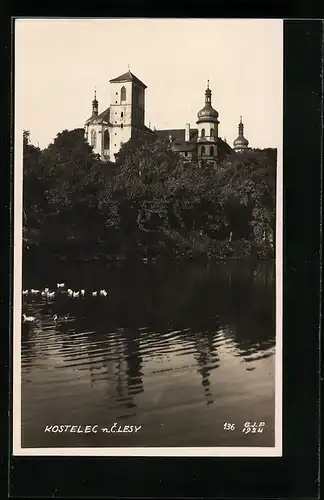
[23,237,274,264]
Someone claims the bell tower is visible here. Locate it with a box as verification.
[109,70,147,160]
[196,81,220,164]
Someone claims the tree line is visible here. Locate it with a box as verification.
[22,128,276,261]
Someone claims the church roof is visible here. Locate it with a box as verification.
[172,142,197,152]
[85,107,111,126]
[218,138,233,155]
[155,128,198,142]
[109,70,147,89]
[154,128,232,156]
[143,125,156,135]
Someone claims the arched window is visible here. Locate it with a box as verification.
[120,86,126,102]
[121,112,124,118]
[210,146,214,156]
[90,129,96,147]
[103,129,110,149]
[210,128,214,137]
[201,145,205,156]
[201,128,205,137]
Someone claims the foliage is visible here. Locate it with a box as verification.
[23,128,276,260]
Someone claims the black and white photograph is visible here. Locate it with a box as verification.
[13,18,283,456]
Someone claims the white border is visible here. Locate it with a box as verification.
[12,18,283,457]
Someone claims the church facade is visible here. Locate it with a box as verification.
[84,70,250,163]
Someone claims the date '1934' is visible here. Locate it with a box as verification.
[223,422,266,433]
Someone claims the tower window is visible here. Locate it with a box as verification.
[103,129,110,149]
[90,129,96,147]
[201,128,205,138]
[201,145,205,155]
[121,124,123,129]
[210,128,214,137]
[210,146,214,156]
[120,86,126,103]
[121,112,123,118]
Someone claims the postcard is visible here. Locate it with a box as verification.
[13,17,283,457]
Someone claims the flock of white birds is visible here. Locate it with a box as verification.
[22,282,108,299]
[22,282,108,323]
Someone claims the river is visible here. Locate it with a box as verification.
[20,258,276,449]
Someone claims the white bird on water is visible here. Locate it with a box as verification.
[22,290,29,295]
[30,289,40,294]
[53,313,70,322]
[100,290,108,297]
[92,291,97,297]
[73,291,80,298]
[80,289,85,296]
[57,283,65,288]
[67,289,73,296]
[47,291,55,298]
[23,313,36,323]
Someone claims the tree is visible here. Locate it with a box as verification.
[23,126,276,260]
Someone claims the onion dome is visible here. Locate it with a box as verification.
[197,81,219,124]
[233,116,249,150]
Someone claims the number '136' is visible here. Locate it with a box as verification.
[224,423,235,431]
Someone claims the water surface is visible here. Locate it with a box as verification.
[21,258,276,448]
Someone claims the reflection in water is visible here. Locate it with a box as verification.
[193,332,219,405]
[21,259,276,448]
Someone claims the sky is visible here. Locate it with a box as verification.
[15,18,283,150]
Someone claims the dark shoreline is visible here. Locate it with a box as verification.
[23,246,274,264]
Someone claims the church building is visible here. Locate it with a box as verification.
[84,70,250,163]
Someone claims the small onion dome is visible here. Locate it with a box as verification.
[92,89,98,106]
[233,116,249,149]
[92,89,99,117]
[197,82,219,124]
[233,135,249,148]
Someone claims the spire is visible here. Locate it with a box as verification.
[92,88,98,116]
[205,80,212,104]
[238,115,244,136]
